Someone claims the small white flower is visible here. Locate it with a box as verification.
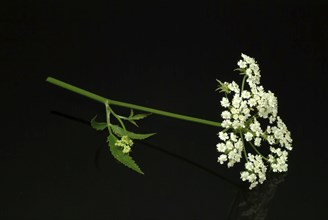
[221,110,231,119]
[226,140,234,150]
[241,53,255,64]
[249,182,258,190]
[240,100,248,110]
[254,137,261,146]
[220,97,230,108]
[218,154,227,164]
[244,132,253,141]
[227,161,235,168]
[248,98,257,107]
[232,114,239,120]
[230,133,238,142]
[234,139,244,151]
[228,81,240,93]
[245,161,254,170]
[237,60,247,68]
[221,120,232,128]
[250,119,262,136]
[269,115,276,124]
[232,120,241,129]
[267,135,275,145]
[216,143,226,152]
[248,173,257,182]
[232,94,242,109]
[245,68,253,77]
[240,171,249,181]
[273,129,284,140]
[228,150,237,160]
[250,63,259,72]
[238,115,246,122]
[230,107,239,115]
[218,132,229,141]
[266,126,272,134]
[241,90,251,99]
[242,107,250,116]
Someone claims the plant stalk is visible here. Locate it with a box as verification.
[46,77,221,127]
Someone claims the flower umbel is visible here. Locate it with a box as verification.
[216,53,293,189]
[115,135,133,154]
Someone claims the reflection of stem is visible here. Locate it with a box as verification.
[140,140,241,189]
[50,110,241,189]
[46,77,221,127]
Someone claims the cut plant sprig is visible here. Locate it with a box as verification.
[46,53,293,190]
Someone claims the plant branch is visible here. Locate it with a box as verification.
[46,77,222,127]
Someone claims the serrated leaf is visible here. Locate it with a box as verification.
[110,124,156,140]
[110,124,126,136]
[107,134,144,174]
[90,115,108,131]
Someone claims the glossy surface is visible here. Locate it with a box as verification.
[1,1,327,219]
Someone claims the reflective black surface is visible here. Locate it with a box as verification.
[1,1,328,219]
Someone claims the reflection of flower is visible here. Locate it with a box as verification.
[233,173,287,220]
[216,54,293,189]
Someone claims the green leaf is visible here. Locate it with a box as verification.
[128,120,139,127]
[110,124,156,140]
[110,124,126,136]
[129,113,151,121]
[215,79,230,93]
[233,68,244,72]
[107,134,144,174]
[118,110,151,128]
[129,109,134,118]
[90,115,108,131]
[234,68,246,75]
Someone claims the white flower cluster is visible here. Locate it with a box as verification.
[115,135,133,154]
[241,153,267,189]
[217,132,244,167]
[216,53,293,189]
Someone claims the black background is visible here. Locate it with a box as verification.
[1,1,328,219]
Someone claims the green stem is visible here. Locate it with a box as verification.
[248,141,269,161]
[105,101,113,135]
[241,75,247,92]
[240,131,248,162]
[106,102,126,131]
[46,77,221,127]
